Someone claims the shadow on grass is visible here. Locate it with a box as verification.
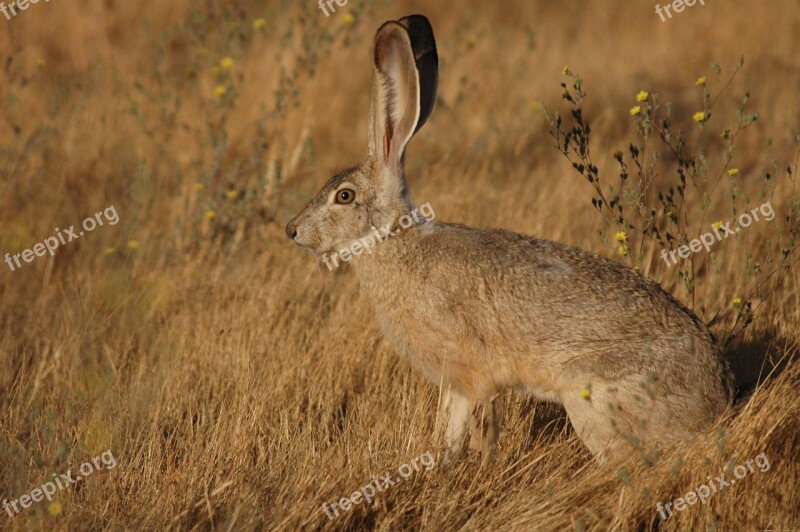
[724,327,797,403]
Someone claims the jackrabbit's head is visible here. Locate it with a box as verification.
[286,15,438,255]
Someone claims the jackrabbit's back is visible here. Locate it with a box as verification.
[354,222,731,416]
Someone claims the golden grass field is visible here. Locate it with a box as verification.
[1,0,799,530]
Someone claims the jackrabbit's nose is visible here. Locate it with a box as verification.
[285,222,298,240]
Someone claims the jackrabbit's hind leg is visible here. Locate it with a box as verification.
[559,375,674,462]
[559,386,621,461]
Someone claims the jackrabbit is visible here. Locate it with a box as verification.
[286,14,732,460]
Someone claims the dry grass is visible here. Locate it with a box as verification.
[1,0,799,530]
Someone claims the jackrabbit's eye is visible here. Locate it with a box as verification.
[335,189,356,205]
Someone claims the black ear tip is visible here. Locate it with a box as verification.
[394,14,438,134]
[398,14,432,32]
[397,14,437,61]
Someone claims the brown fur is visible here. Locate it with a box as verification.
[286,14,733,461]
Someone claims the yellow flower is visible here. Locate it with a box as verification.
[562,65,571,76]
[35,58,45,69]
[666,210,678,222]
[47,501,62,516]
[219,57,234,70]
[225,190,238,200]
[195,183,205,191]
[630,106,642,116]
[214,86,227,98]
[633,265,640,271]
[732,297,742,305]
[104,247,116,256]
[341,12,355,25]
[693,111,708,123]
[695,76,706,87]
[614,231,628,242]
[727,168,739,177]
[580,387,591,400]
[636,91,649,102]
[712,221,724,230]
[466,34,477,49]
[205,210,216,221]
[127,240,140,250]
[253,18,266,31]
[617,245,628,256]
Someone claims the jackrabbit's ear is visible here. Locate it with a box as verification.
[368,15,438,174]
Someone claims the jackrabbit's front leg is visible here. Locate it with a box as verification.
[437,385,472,459]
[469,395,501,456]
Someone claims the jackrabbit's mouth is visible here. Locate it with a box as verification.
[293,241,321,256]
